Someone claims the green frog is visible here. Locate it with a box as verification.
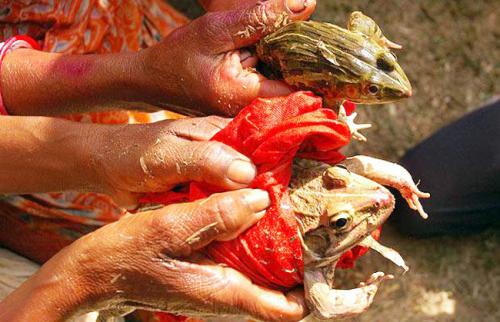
[290,156,429,321]
[256,11,412,106]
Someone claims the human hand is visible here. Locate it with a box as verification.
[199,0,264,11]
[92,116,256,208]
[140,0,316,116]
[0,189,307,322]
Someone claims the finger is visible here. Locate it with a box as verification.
[201,0,257,11]
[258,78,294,97]
[162,116,231,141]
[197,0,317,53]
[144,135,257,190]
[151,189,270,257]
[109,189,139,210]
[239,49,259,69]
[149,259,307,321]
[216,51,292,112]
[173,140,257,189]
[202,265,307,321]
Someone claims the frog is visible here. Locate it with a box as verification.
[256,11,412,106]
[289,155,429,321]
[95,158,428,322]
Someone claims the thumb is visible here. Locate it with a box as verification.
[198,0,316,53]
[148,189,271,257]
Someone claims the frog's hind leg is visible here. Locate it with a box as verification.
[341,155,430,219]
[347,11,403,50]
[303,268,393,320]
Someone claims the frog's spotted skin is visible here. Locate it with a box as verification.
[256,11,412,105]
[290,156,429,321]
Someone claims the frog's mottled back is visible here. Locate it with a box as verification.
[256,12,412,105]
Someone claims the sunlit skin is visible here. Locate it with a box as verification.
[0,0,318,321]
[0,0,316,201]
[0,189,308,322]
[1,0,315,117]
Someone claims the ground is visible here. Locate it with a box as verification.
[168,1,499,321]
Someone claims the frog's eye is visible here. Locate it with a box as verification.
[368,84,380,95]
[329,212,352,231]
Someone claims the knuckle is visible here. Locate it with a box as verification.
[205,193,245,234]
[196,12,233,51]
[150,206,195,256]
[184,141,235,184]
[196,141,229,165]
[203,115,228,125]
[245,2,281,33]
[192,115,227,134]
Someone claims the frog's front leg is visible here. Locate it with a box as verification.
[341,155,430,218]
[337,105,372,142]
[303,268,393,321]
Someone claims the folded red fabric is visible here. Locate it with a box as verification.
[143,91,374,290]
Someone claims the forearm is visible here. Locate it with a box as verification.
[0,244,96,322]
[0,116,105,193]
[1,49,157,116]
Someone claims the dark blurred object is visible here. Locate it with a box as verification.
[167,0,203,19]
[391,97,500,237]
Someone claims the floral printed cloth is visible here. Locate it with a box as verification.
[0,0,186,259]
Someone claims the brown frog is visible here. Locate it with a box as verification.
[290,155,429,321]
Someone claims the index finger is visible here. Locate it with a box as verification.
[155,259,308,321]
[197,0,317,53]
[148,189,270,257]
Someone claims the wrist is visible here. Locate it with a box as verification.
[68,121,110,192]
[1,49,159,116]
[0,117,107,193]
[137,38,199,111]
[0,245,95,321]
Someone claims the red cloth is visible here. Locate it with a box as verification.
[142,92,372,290]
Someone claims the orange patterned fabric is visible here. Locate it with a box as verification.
[0,0,185,232]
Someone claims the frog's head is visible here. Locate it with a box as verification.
[333,11,413,104]
[290,161,407,320]
[289,163,395,265]
[256,12,412,105]
[329,45,412,105]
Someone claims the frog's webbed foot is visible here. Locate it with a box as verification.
[303,269,393,320]
[341,155,430,219]
[337,105,372,142]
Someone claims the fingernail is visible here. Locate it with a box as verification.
[244,189,271,213]
[124,204,139,211]
[228,160,257,184]
[286,0,307,13]
[254,210,267,220]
